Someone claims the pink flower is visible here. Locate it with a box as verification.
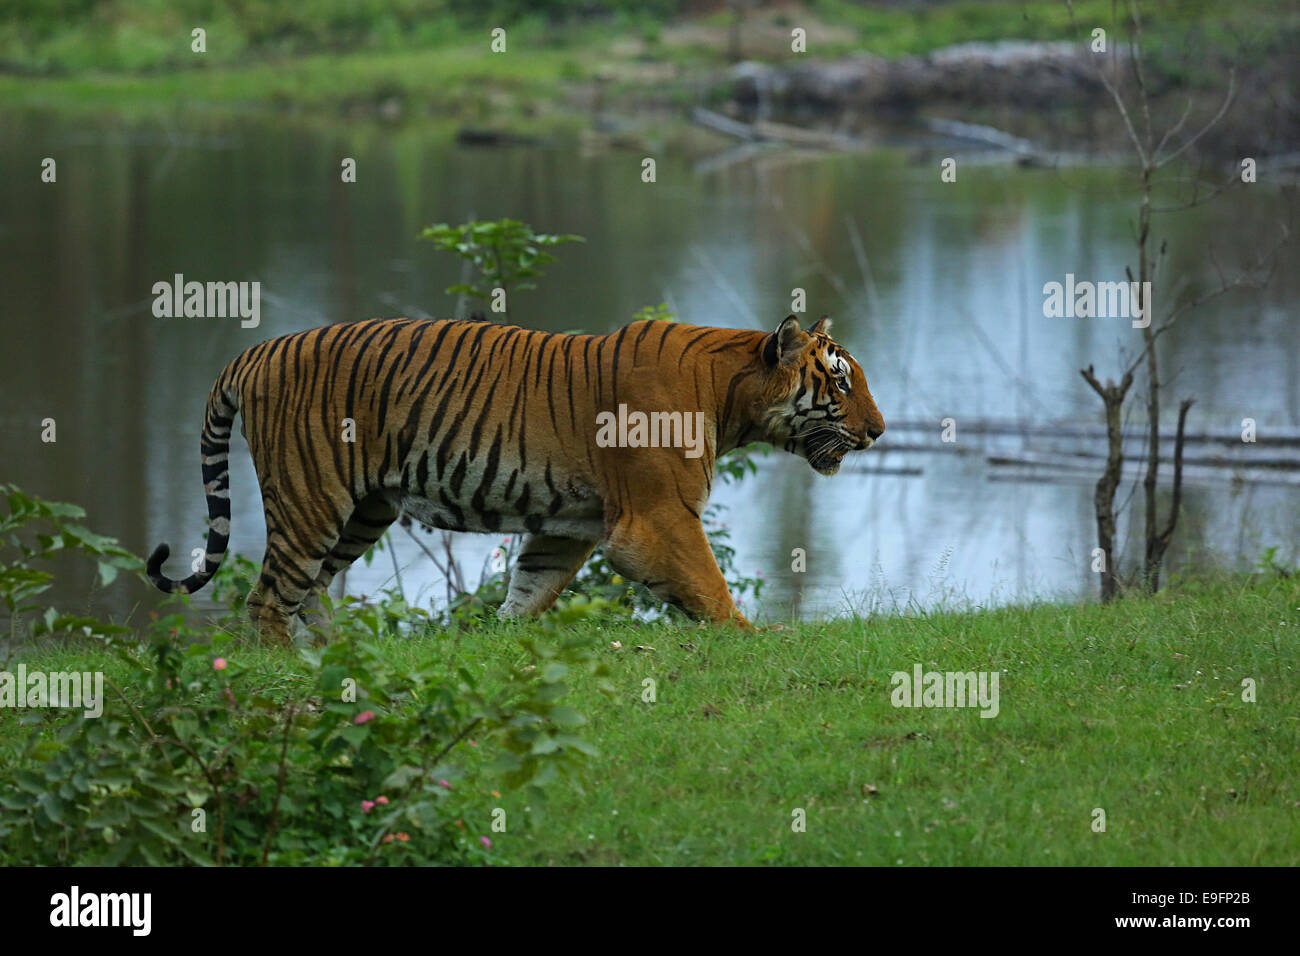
[354,710,376,724]
[362,800,375,813]
[375,795,389,805]
[438,779,452,789]
[221,688,235,703]
[382,833,394,843]
[480,836,492,849]
[396,832,410,843]
[213,658,227,671]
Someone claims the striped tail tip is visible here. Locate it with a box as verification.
[147,543,185,594]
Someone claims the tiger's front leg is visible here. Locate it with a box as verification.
[603,507,751,627]
[498,534,598,619]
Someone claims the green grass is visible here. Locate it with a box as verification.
[814,0,1295,56]
[0,43,581,119]
[2,1,1294,119]
[4,572,1297,865]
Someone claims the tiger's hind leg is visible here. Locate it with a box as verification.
[497,534,598,619]
[247,492,355,646]
[248,530,334,646]
[300,490,401,629]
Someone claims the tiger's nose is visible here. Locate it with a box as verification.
[867,423,885,441]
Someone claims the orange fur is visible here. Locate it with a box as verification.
[147,315,884,642]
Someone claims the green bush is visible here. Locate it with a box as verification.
[418,218,584,315]
[0,620,609,865]
[0,484,610,865]
[0,483,140,642]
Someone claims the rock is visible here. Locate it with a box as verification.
[724,41,1113,114]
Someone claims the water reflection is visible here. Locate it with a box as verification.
[1,110,1295,622]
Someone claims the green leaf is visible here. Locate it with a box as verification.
[547,706,586,729]
[530,736,560,755]
[553,733,599,757]
[541,661,569,682]
[381,765,423,790]
[533,681,568,703]
[13,770,45,794]
[40,793,67,824]
[340,724,369,747]
[526,784,548,819]
[488,752,523,774]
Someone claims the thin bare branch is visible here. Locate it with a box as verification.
[1128,0,1155,155]
[402,520,456,592]
[1118,222,1290,381]
[1156,69,1237,169]
[1150,172,1241,213]
[1154,98,1195,159]
[1096,55,1150,168]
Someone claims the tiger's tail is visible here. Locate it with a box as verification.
[147,369,239,595]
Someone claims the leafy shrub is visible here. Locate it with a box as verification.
[418,218,584,312]
[0,484,610,865]
[630,302,676,325]
[0,483,140,641]
[0,623,609,865]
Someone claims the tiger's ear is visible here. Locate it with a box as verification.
[763,315,809,368]
[809,315,833,336]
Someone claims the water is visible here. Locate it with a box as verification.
[2,109,1296,624]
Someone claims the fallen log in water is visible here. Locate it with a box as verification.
[455,127,542,147]
[691,107,762,141]
[885,418,1300,447]
[988,453,1300,487]
[992,447,1300,469]
[751,119,857,150]
[924,117,1040,154]
[691,108,858,150]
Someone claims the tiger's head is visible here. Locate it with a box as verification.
[757,315,885,476]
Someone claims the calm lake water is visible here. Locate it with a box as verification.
[2,109,1297,624]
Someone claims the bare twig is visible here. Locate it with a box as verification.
[1144,398,1196,589]
[1153,98,1195,160]
[1150,171,1241,214]
[104,675,176,772]
[1156,70,1237,169]
[1096,47,1150,167]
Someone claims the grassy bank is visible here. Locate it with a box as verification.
[4,572,1297,865]
[1,1,1292,121]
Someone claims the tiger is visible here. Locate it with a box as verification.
[147,314,885,643]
